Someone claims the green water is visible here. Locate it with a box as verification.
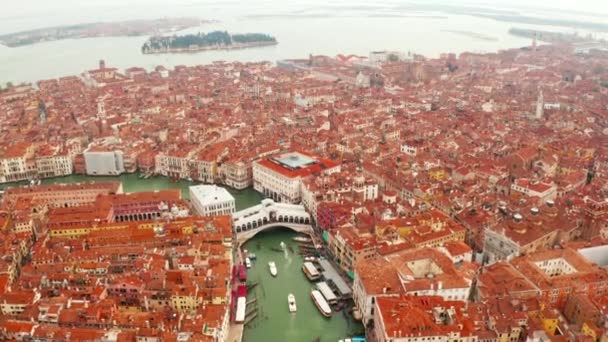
[1,174,263,211]
[242,229,363,342]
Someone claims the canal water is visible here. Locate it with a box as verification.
[0,173,263,211]
[242,229,363,342]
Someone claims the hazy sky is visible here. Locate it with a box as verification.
[0,0,606,34]
[2,0,607,14]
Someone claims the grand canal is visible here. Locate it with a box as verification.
[0,173,263,211]
[0,174,363,341]
[242,229,363,342]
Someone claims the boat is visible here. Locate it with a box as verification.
[288,293,297,313]
[280,241,287,250]
[311,289,332,317]
[302,262,321,281]
[235,296,246,323]
[304,256,317,262]
[248,252,257,260]
[245,257,252,269]
[293,236,311,243]
[268,261,278,277]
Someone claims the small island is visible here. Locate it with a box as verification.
[141,31,278,54]
[0,18,207,47]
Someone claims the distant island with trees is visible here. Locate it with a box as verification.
[141,31,278,54]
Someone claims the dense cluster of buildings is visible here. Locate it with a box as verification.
[0,182,234,341]
[0,41,607,340]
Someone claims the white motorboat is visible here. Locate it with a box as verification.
[268,261,278,277]
[245,257,251,269]
[288,293,297,313]
[293,236,311,243]
[311,289,332,317]
[280,241,287,250]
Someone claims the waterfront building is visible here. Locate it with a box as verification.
[84,147,125,176]
[0,142,36,183]
[353,257,403,325]
[34,144,73,179]
[219,159,252,190]
[108,189,188,222]
[154,148,193,180]
[2,182,122,208]
[328,227,378,271]
[252,151,340,203]
[189,185,235,217]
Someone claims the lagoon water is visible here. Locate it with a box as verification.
[0,0,540,84]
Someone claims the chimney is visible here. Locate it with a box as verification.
[99,59,106,70]
[438,281,443,290]
[530,207,539,215]
[513,213,523,222]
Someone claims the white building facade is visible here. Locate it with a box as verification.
[84,149,125,175]
[189,185,236,217]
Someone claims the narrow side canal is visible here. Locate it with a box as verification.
[242,229,363,342]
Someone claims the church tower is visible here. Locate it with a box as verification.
[97,98,106,120]
[535,89,544,120]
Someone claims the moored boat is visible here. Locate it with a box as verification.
[311,289,332,317]
[288,293,297,313]
[245,257,252,269]
[268,261,278,277]
[302,262,321,281]
[235,296,246,323]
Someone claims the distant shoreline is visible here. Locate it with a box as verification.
[0,17,210,48]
